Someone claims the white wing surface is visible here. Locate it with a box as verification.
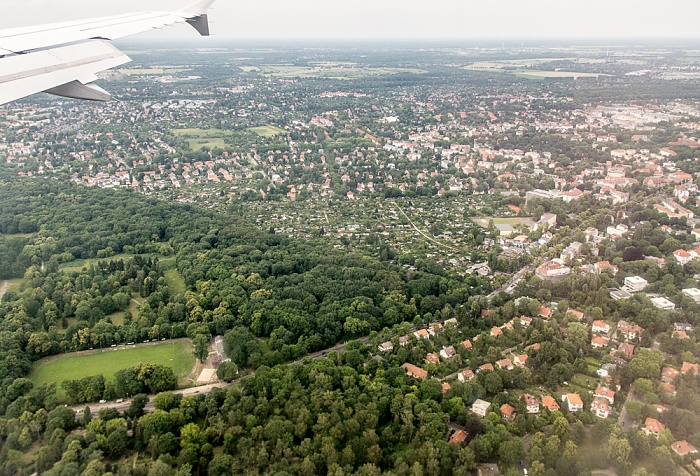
[0,0,215,105]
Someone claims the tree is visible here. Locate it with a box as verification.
[606,428,631,473]
[208,454,233,476]
[216,361,238,382]
[630,349,664,380]
[127,394,149,419]
[223,327,262,368]
[498,438,524,467]
[192,334,209,363]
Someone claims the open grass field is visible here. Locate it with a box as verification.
[172,128,233,150]
[472,216,536,229]
[104,311,125,326]
[58,253,136,273]
[465,60,606,79]
[259,64,427,79]
[0,232,35,238]
[247,125,286,137]
[514,70,606,79]
[5,278,24,294]
[29,340,194,396]
[161,257,186,295]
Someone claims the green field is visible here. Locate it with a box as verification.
[5,278,24,294]
[59,253,139,273]
[29,340,194,395]
[247,125,286,137]
[172,128,234,150]
[161,257,186,294]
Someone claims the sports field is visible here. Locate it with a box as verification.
[29,340,194,394]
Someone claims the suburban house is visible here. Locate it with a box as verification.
[592,320,611,334]
[563,393,583,412]
[491,327,503,337]
[461,339,473,350]
[542,395,560,412]
[378,341,393,353]
[479,363,495,372]
[442,383,451,395]
[566,309,585,321]
[440,346,457,360]
[514,354,529,368]
[448,430,469,445]
[616,321,643,341]
[458,369,475,382]
[414,329,430,340]
[682,362,700,375]
[591,336,609,348]
[617,342,635,360]
[662,382,677,396]
[594,386,616,404]
[401,363,428,379]
[524,394,540,414]
[591,397,611,419]
[644,418,665,436]
[425,353,440,365]
[500,404,516,422]
[496,359,514,370]
[662,367,679,383]
[671,441,698,457]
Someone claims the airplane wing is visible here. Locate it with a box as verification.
[0,0,215,105]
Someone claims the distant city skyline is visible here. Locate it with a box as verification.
[2,0,700,40]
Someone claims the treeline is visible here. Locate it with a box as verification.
[62,363,177,405]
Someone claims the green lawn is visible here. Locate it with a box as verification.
[29,340,194,396]
[247,125,286,137]
[104,311,125,326]
[59,253,137,273]
[5,278,24,294]
[172,128,233,150]
[161,257,186,295]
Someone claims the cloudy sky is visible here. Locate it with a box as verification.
[1,0,699,40]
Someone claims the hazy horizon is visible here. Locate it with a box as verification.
[2,0,700,40]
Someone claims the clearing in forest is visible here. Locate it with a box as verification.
[29,340,194,396]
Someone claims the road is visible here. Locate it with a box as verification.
[71,381,230,417]
[488,265,532,301]
[73,334,376,417]
[617,387,636,429]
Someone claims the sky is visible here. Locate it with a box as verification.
[2,0,700,40]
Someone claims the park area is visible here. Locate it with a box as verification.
[29,340,194,397]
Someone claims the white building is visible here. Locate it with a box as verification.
[591,397,611,419]
[623,276,648,293]
[471,399,491,418]
[682,288,700,303]
[651,297,676,311]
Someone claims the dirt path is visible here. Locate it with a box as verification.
[0,281,9,301]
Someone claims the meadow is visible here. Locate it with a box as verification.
[29,340,194,396]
